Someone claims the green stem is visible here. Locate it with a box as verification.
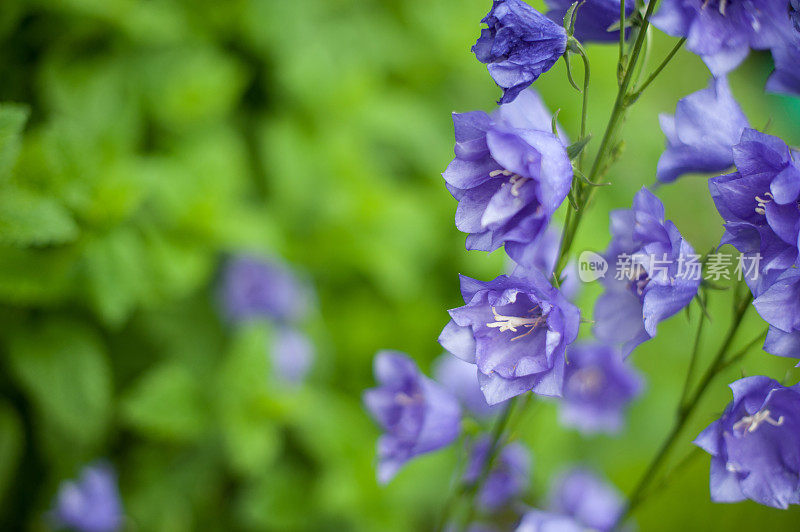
[631,38,686,100]
[618,0,626,70]
[679,294,706,408]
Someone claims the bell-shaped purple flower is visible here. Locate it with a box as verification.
[221,255,310,323]
[559,343,644,434]
[439,267,580,404]
[767,37,800,98]
[507,226,581,302]
[52,463,123,532]
[651,0,792,76]
[516,510,584,532]
[545,0,634,43]
[752,268,800,363]
[694,376,800,509]
[657,76,748,183]
[443,89,572,255]
[363,351,461,483]
[463,437,532,511]
[270,327,314,384]
[709,128,800,288]
[547,468,625,532]
[434,354,505,419]
[593,187,700,357]
[473,0,568,104]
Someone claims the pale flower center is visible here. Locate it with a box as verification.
[489,169,529,197]
[754,192,772,215]
[732,408,784,434]
[486,306,543,341]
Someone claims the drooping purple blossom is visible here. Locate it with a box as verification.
[753,268,800,363]
[439,267,580,404]
[694,376,800,509]
[473,0,568,104]
[52,463,123,532]
[516,510,584,532]
[545,0,634,43]
[767,37,800,98]
[559,343,644,434]
[443,89,572,255]
[651,0,792,76]
[656,76,748,184]
[363,351,461,483]
[463,437,531,511]
[547,468,626,532]
[221,255,310,323]
[593,187,700,357]
[270,327,314,384]
[506,225,580,302]
[434,353,504,419]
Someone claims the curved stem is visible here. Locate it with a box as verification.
[631,38,686,100]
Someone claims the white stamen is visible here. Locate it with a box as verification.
[394,392,422,406]
[490,169,514,178]
[732,408,784,434]
[486,306,543,341]
[509,174,528,197]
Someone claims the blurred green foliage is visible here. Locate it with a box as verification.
[0,0,799,530]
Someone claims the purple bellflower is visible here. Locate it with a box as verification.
[559,343,644,434]
[434,353,505,418]
[767,37,800,98]
[473,0,568,104]
[694,376,800,509]
[657,76,748,183]
[443,89,572,255]
[753,269,800,362]
[546,0,634,43]
[270,327,314,384]
[221,255,310,323]
[363,351,461,483]
[506,225,581,302]
[439,267,580,404]
[516,510,584,532]
[52,463,123,532]
[593,187,700,357]
[463,437,532,511]
[547,468,626,532]
[651,0,792,76]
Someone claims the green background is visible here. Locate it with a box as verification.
[0,0,799,530]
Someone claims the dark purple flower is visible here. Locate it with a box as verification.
[559,343,643,434]
[270,327,314,384]
[444,89,572,255]
[753,268,800,363]
[547,468,625,531]
[791,0,800,32]
[221,255,310,323]
[434,354,505,418]
[694,376,800,509]
[52,463,123,532]
[657,76,748,183]
[708,129,800,289]
[516,510,583,532]
[363,351,461,483]
[651,0,792,76]
[463,437,531,511]
[767,37,800,98]
[439,267,580,404]
[546,0,634,43]
[473,0,568,103]
[593,187,700,357]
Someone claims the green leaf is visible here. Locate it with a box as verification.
[0,402,23,504]
[566,135,592,160]
[7,320,112,449]
[0,185,79,246]
[0,104,29,178]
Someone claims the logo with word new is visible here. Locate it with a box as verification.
[578,251,608,282]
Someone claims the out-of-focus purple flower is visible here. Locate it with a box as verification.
[516,510,583,532]
[651,0,792,76]
[52,463,123,532]
[463,437,531,511]
[791,0,800,31]
[434,354,504,419]
[694,376,800,509]
[363,351,461,483]
[221,255,310,323]
[547,468,625,531]
[473,0,568,103]
[559,343,643,434]
[657,76,748,183]
[507,226,581,302]
[439,268,580,404]
[545,0,634,43]
[593,187,700,357]
[767,37,800,98]
[443,89,572,255]
[753,269,800,363]
[270,327,314,384]
[709,129,800,289]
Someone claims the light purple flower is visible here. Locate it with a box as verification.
[545,0,634,43]
[434,354,504,419]
[507,226,580,302]
[651,0,792,76]
[221,255,310,323]
[363,351,461,483]
[559,343,643,434]
[753,268,800,363]
[656,76,748,183]
[439,268,580,404]
[443,89,572,255]
[547,468,625,532]
[463,437,532,511]
[473,0,568,103]
[767,37,800,98]
[516,510,583,532]
[593,187,700,357]
[270,327,314,384]
[52,463,123,532]
[694,376,800,509]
